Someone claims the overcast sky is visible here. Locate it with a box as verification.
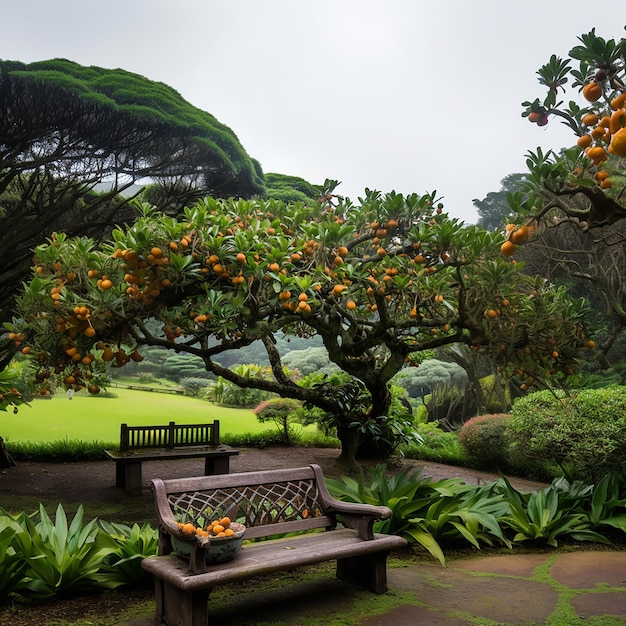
[2,2,623,223]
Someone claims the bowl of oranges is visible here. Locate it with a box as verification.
[172,516,246,564]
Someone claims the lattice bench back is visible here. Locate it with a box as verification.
[152,465,337,540]
[119,420,220,451]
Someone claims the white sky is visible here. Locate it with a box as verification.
[2,1,623,223]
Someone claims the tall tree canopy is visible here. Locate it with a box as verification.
[11,188,591,464]
[0,58,266,362]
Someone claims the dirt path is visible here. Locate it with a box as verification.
[0,446,547,521]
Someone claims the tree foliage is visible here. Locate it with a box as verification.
[0,58,265,364]
[513,28,626,240]
[9,186,592,464]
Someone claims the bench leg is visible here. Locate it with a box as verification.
[123,461,143,496]
[114,462,126,489]
[154,577,210,626]
[204,455,230,475]
[336,552,389,594]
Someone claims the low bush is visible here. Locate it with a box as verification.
[507,386,626,482]
[458,414,512,470]
[403,423,469,465]
[253,398,302,445]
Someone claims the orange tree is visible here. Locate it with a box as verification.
[501,28,626,360]
[508,28,626,247]
[8,185,591,464]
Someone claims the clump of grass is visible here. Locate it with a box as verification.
[401,423,471,466]
[6,431,340,463]
[6,438,114,462]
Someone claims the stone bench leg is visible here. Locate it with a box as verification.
[155,577,210,626]
[336,551,389,594]
[204,455,230,475]
[121,461,142,496]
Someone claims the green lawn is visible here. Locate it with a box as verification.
[1,388,267,444]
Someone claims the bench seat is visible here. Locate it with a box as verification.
[142,528,407,591]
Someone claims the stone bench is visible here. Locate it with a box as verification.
[142,463,408,626]
[104,420,238,495]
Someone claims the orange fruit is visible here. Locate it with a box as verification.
[528,111,542,123]
[84,326,96,338]
[590,126,605,139]
[150,247,164,259]
[585,340,596,348]
[332,284,347,297]
[181,523,196,537]
[501,241,517,258]
[376,247,387,257]
[511,226,530,244]
[576,134,593,149]
[278,290,291,301]
[582,112,599,126]
[600,178,612,189]
[610,93,626,111]
[609,108,626,134]
[582,82,603,102]
[609,127,626,157]
[235,252,247,263]
[337,246,349,257]
[485,309,498,319]
[223,528,235,537]
[298,292,308,301]
[99,278,113,290]
[268,262,280,272]
[595,170,610,181]
[211,524,225,535]
[346,300,357,310]
[587,146,607,163]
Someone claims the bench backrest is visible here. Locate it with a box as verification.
[151,464,337,540]
[119,420,220,451]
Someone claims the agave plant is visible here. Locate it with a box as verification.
[13,504,119,602]
[0,510,29,602]
[98,520,159,587]
[326,465,509,566]
[586,472,626,533]
[494,477,608,547]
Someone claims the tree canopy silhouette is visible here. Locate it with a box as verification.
[0,58,265,361]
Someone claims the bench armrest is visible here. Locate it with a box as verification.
[310,464,391,540]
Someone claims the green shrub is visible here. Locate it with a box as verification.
[179,377,210,397]
[458,414,512,470]
[253,398,302,445]
[402,423,468,465]
[507,387,626,482]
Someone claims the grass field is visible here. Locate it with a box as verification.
[1,388,270,444]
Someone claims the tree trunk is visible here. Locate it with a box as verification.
[0,437,15,468]
[335,427,361,469]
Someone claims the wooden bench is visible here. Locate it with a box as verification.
[141,464,408,626]
[104,421,238,495]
